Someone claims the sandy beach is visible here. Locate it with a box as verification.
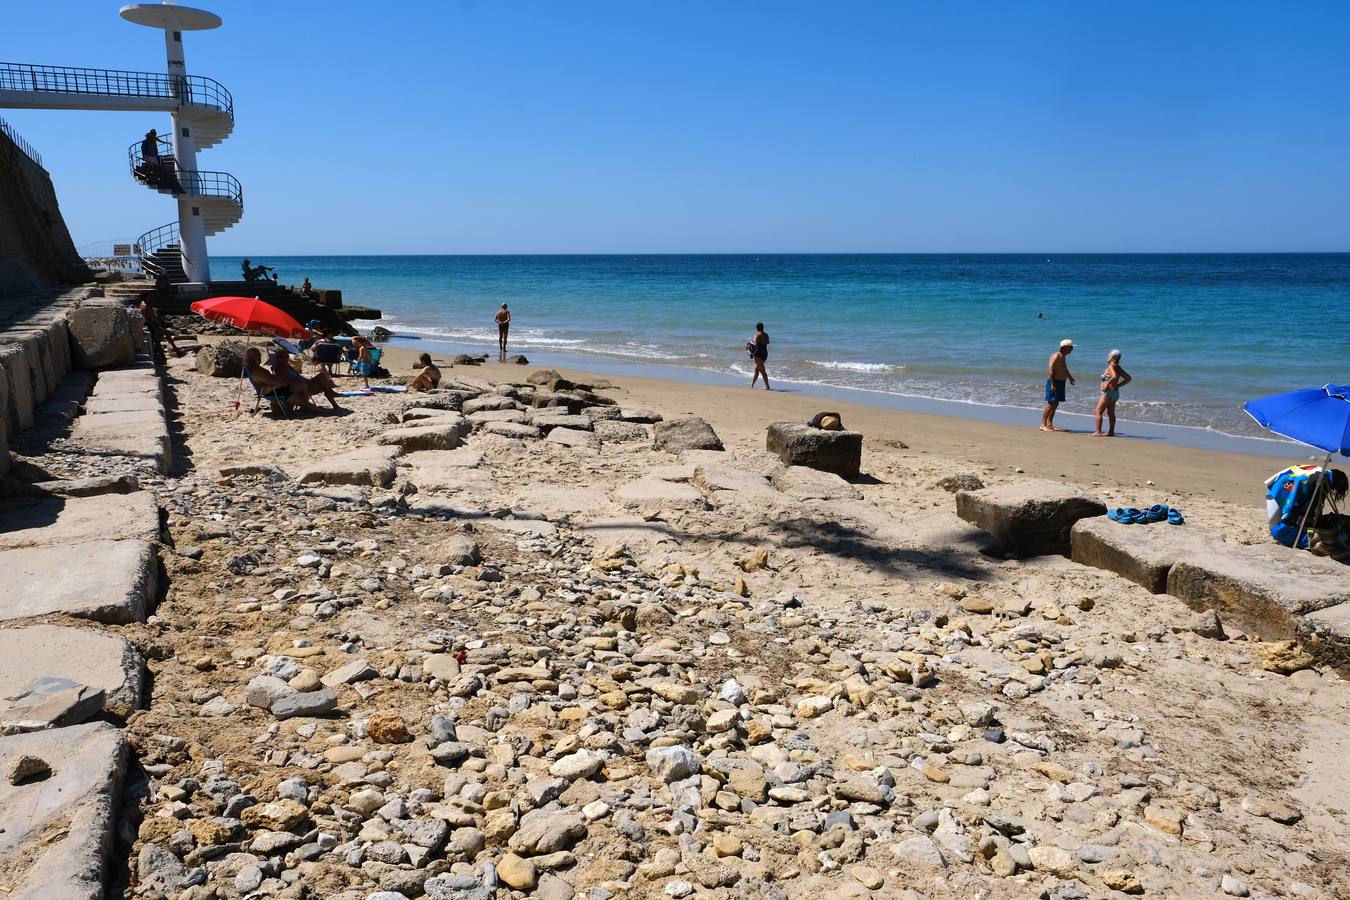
[16,332,1327,896]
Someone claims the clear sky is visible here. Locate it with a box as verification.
[4,1,1348,254]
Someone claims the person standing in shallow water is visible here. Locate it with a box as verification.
[748,322,771,390]
[1040,339,1075,431]
[495,304,511,359]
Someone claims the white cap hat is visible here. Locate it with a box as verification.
[1060,339,1074,348]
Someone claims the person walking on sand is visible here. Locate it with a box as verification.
[495,304,511,359]
[1093,348,1132,437]
[1040,339,1076,431]
[748,322,771,390]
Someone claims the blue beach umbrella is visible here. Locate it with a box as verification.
[1243,384,1350,548]
[1243,384,1350,457]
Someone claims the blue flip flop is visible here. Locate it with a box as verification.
[1109,507,1144,524]
[1167,508,1185,525]
[1144,504,1170,523]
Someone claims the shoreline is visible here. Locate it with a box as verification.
[382,332,1300,459]
[369,341,1295,508]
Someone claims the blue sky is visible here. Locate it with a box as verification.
[4,1,1348,254]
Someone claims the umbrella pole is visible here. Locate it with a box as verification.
[1295,453,1332,550]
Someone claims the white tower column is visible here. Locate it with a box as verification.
[122,3,225,284]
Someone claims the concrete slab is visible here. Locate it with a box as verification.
[71,409,170,472]
[693,464,782,498]
[1070,517,1221,593]
[1297,603,1350,670]
[1169,545,1350,639]
[771,466,862,501]
[527,412,593,432]
[955,479,1107,557]
[0,493,159,550]
[482,421,542,440]
[401,447,484,470]
[466,408,527,426]
[295,445,403,487]
[577,517,679,546]
[547,427,600,449]
[0,625,144,720]
[82,393,162,413]
[512,483,609,518]
[476,517,558,537]
[0,721,126,900]
[612,477,710,510]
[594,421,648,444]
[377,417,470,451]
[0,540,157,624]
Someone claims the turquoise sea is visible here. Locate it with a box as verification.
[216,254,1348,443]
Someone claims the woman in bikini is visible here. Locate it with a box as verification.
[1093,349,1131,437]
[748,322,771,390]
[411,353,441,391]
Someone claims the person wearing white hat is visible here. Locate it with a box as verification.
[1040,339,1076,432]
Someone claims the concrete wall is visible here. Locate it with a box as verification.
[0,126,91,297]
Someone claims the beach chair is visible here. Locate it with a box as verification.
[244,369,291,418]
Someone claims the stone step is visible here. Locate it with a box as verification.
[0,492,160,550]
[1070,517,1220,594]
[0,721,128,899]
[0,624,145,725]
[956,479,1107,558]
[295,445,402,487]
[0,539,158,624]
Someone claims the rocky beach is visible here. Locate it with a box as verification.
[3,329,1349,900]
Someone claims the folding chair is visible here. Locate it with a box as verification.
[243,369,291,418]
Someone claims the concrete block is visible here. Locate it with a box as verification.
[0,346,35,431]
[1070,517,1222,593]
[0,540,157,624]
[0,721,127,900]
[693,464,782,498]
[1296,603,1350,670]
[377,418,470,451]
[296,445,403,487]
[765,422,862,478]
[0,624,144,723]
[0,492,160,550]
[1168,545,1350,639]
[955,479,1106,557]
[526,412,593,432]
[466,408,527,426]
[66,300,135,369]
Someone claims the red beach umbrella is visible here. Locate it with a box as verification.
[190,296,310,339]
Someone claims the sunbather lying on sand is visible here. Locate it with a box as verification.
[246,348,343,412]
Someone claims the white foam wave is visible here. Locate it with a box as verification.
[806,360,901,373]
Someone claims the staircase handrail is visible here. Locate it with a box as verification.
[127,136,243,205]
[136,221,190,280]
[0,62,233,119]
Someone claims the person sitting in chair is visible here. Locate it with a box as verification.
[268,348,344,410]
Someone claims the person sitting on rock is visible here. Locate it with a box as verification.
[410,352,441,391]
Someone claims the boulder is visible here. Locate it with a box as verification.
[504,355,529,365]
[955,479,1106,557]
[370,326,393,342]
[765,422,861,478]
[66,301,136,369]
[594,421,648,444]
[194,341,244,378]
[654,417,724,453]
[1167,543,1350,639]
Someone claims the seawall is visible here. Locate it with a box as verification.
[0,117,91,296]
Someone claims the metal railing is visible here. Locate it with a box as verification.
[0,62,234,120]
[136,221,188,281]
[0,114,43,168]
[127,135,243,205]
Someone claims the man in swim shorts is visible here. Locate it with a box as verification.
[1040,339,1075,432]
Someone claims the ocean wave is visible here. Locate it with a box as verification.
[387,323,689,362]
[806,360,902,373]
